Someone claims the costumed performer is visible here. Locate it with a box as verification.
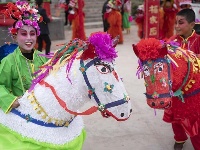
[102,0,110,32]
[122,0,131,34]
[68,0,86,40]
[36,0,52,55]
[166,8,200,150]
[134,4,144,39]
[0,0,86,149]
[162,0,178,40]
[105,0,123,44]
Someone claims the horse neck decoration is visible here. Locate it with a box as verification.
[0,32,131,149]
[133,38,200,120]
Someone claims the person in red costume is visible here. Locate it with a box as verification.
[162,0,178,40]
[68,0,86,40]
[134,5,144,39]
[104,0,123,44]
[166,8,200,150]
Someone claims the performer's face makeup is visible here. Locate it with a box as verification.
[15,25,37,53]
[175,15,195,38]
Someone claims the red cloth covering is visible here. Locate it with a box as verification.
[134,37,200,138]
[163,31,200,137]
[107,9,123,44]
[162,54,200,137]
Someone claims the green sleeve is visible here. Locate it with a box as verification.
[0,55,17,113]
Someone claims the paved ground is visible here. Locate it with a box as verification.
[51,25,193,150]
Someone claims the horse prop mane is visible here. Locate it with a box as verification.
[0,32,131,149]
[132,38,200,125]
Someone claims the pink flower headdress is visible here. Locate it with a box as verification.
[1,0,43,36]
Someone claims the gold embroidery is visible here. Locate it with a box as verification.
[27,92,74,126]
[184,79,195,91]
[170,47,200,91]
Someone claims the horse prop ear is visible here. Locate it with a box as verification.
[158,44,168,58]
[132,44,139,58]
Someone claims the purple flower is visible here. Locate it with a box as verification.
[88,32,118,62]
[15,21,24,29]
[24,20,32,26]
[32,21,38,27]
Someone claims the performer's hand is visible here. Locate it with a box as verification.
[11,97,21,108]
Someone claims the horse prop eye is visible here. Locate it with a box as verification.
[158,67,163,72]
[143,65,150,77]
[154,62,164,73]
[96,65,110,74]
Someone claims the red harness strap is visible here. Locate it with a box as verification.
[39,80,98,115]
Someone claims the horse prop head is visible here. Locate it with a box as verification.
[77,32,132,120]
[29,32,132,121]
[132,38,172,109]
[133,37,200,111]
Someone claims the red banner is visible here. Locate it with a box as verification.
[144,0,160,38]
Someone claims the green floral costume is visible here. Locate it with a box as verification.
[0,47,86,150]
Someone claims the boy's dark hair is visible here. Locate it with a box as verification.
[35,0,43,7]
[177,9,195,23]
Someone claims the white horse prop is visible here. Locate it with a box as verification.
[0,32,132,150]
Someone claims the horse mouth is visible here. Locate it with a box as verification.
[163,101,171,109]
[101,111,110,118]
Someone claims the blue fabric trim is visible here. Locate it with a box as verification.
[81,59,101,104]
[11,109,72,127]
[145,88,200,99]
[142,58,168,65]
[80,59,127,110]
[145,93,172,99]
[105,99,126,109]
[84,58,98,69]
[183,88,200,98]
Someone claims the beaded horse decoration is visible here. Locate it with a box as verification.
[133,38,200,122]
[0,32,131,149]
